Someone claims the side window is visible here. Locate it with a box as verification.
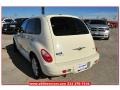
[35,18,41,34]
[25,18,41,34]
[21,20,28,32]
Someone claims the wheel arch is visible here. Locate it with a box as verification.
[29,51,46,77]
[29,51,37,61]
[29,51,41,64]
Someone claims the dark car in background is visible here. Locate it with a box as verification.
[14,18,28,31]
[84,19,110,40]
[2,19,16,34]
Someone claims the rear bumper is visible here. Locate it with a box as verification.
[41,52,99,76]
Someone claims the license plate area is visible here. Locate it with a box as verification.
[91,31,99,35]
[78,63,87,72]
[10,25,15,27]
[75,62,90,72]
[94,32,99,35]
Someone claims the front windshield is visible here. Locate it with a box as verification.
[4,19,13,23]
[90,20,107,25]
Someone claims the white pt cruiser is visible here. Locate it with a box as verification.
[13,15,99,79]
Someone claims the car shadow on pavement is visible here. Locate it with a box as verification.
[6,44,48,80]
[93,37,103,40]
[93,37,108,40]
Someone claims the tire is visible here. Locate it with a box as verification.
[13,39,18,52]
[31,54,41,79]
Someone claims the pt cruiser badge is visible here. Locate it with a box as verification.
[73,47,86,50]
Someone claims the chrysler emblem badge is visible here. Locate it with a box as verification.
[73,47,86,51]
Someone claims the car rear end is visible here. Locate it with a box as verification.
[40,15,99,76]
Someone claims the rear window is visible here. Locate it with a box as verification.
[50,17,89,36]
[4,19,13,23]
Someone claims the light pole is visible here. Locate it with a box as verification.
[41,7,45,15]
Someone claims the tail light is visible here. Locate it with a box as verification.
[62,70,67,73]
[41,49,53,63]
[96,47,98,52]
[95,60,99,64]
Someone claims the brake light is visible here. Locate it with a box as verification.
[96,47,98,52]
[62,70,67,73]
[95,60,99,64]
[41,49,53,63]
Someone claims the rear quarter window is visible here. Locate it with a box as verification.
[50,17,89,36]
[25,18,41,34]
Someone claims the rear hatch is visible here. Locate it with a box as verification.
[50,16,96,63]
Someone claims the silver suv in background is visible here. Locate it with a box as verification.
[84,19,110,40]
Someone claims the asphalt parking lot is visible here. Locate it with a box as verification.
[2,28,119,85]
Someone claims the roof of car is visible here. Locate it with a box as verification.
[46,14,80,18]
[28,14,80,19]
[15,18,28,20]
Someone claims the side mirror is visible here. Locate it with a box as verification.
[20,30,24,33]
[16,27,24,33]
